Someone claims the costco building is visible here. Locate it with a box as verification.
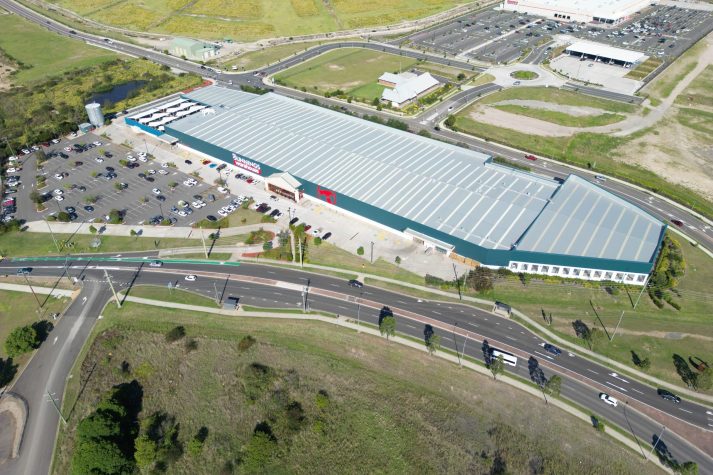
[126,85,665,284]
[502,0,650,24]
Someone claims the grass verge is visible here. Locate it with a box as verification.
[123,285,220,308]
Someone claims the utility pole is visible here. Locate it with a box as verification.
[460,333,468,366]
[453,263,462,300]
[452,322,461,366]
[648,426,666,461]
[633,274,649,309]
[298,238,304,268]
[46,391,67,426]
[356,292,362,332]
[610,310,625,341]
[623,402,647,459]
[199,226,208,258]
[45,218,61,253]
[104,269,121,308]
[23,273,42,309]
[369,241,374,264]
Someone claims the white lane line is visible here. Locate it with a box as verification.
[397,300,407,304]
[432,311,442,315]
[505,336,517,341]
[679,408,693,414]
[605,381,628,393]
[631,388,644,395]
[534,351,553,360]
[495,322,500,325]
[586,369,599,375]
[53,337,58,345]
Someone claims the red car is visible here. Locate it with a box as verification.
[525,154,537,161]
[670,219,683,227]
[246,177,253,184]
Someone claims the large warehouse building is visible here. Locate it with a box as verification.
[501,0,650,24]
[126,85,665,284]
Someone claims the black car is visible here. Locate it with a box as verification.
[69,212,78,221]
[78,185,87,192]
[105,166,115,172]
[146,177,155,182]
[74,161,83,166]
[205,215,218,222]
[543,343,562,356]
[289,217,299,225]
[193,194,203,200]
[269,209,280,217]
[16,267,32,275]
[59,152,69,159]
[348,279,363,288]
[104,152,113,158]
[156,195,166,202]
[657,389,681,403]
[65,206,76,213]
[322,232,332,240]
[84,205,94,212]
[138,173,146,179]
[216,163,227,171]
[185,160,192,165]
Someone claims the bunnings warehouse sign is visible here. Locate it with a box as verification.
[232,152,262,175]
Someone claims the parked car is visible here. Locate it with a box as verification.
[289,217,299,225]
[152,188,162,195]
[321,232,332,240]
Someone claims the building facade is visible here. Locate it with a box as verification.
[502,0,650,24]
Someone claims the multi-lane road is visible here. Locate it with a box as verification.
[2,0,712,254]
[1,257,711,474]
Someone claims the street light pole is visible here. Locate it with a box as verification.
[356,292,362,332]
[452,321,461,366]
[104,269,121,309]
[610,310,625,341]
[46,391,67,426]
[44,218,61,253]
[23,273,43,309]
[623,402,647,459]
[633,274,649,309]
[369,241,374,264]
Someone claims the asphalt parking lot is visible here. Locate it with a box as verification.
[407,10,546,63]
[10,132,245,227]
[565,5,713,61]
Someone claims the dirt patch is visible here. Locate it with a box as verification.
[0,61,16,91]
[327,64,345,71]
[0,394,27,462]
[469,105,580,137]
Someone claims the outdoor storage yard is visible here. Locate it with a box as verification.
[46,0,466,41]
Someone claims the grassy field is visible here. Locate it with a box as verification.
[675,64,713,108]
[479,86,638,113]
[0,289,70,359]
[53,302,654,474]
[452,106,713,220]
[307,241,424,285]
[125,285,219,307]
[224,39,363,72]
[274,47,419,97]
[643,40,705,102]
[0,8,117,85]
[511,70,538,80]
[170,252,233,260]
[467,72,496,87]
[51,0,465,41]
[490,104,626,127]
[625,57,663,80]
[0,231,200,257]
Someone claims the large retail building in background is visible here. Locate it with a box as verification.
[125,85,666,285]
[501,0,650,24]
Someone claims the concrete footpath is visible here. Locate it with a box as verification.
[115,293,673,473]
[0,283,74,298]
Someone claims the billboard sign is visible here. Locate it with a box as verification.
[232,152,262,175]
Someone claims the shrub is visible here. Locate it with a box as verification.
[185,338,198,352]
[57,211,71,222]
[88,225,97,234]
[238,335,256,352]
[356,246,364,256]
[313,237,322,246]
[315,390,330,409]
[165,326,186,342]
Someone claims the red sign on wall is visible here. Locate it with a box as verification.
[316,185,336,205]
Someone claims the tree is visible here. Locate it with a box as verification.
[467,267,494,292]
[88,225,97,234]
[544,375,562,397]
[313,237,322,246]
[444,115,456,127]
[242,427,277,472]
[489,355,505,380]
[30,190,43,204]
[108,209,123,224]
[71,438,134,475]
[591,415,606,432]
[457,72,466,80]
[697,367,712,391]
[4,325,39,357]
[57,211,71,222]
[379,315,396,341]
[677,461,698,475]
[394,256,401,265]
[165,326,186,342]
[356,246,364,256]
[424,324,440,355]
[114,182,124,191]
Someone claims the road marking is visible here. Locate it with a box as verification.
[82,297,87,304]
[53,337,58,345]
[586,369,599,375]
[608,372,630,384]
[534,351,553,360]
[505,336,517,341]
[495,322,500,325]
[432,311,442,315]
[605,381,628,393]
[631,388,644,395]
[678,408,693,414]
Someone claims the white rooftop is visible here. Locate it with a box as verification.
[382,72,440,105]
[566,41,646,64]
[507,0,649,18]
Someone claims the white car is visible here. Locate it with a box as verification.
[21,149,30,155]
[226,205,236,212]
[92,141,102,146]
[160,162,169,168]
[31,145,39,151]
[7,168,18,173]
[147,169,156,175]
[53,189,63,195]
[54,195,64,201]
[151,188,161,195]
[7,156,17,162]
[158,169,168,175]
[138,156,148,162]
[127,156,137,162]
[177,210,187,217]
[218,210,228,217]
[51,138,60,144]
[184,275,197,281]
[191,201,202,208]
[217,186,229,194]
[183,180,195,187]
[54,173,64,180]
[599,393,618,407]
[138,151,147,158]
[63,146,73,152]
[94,156,104,163]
